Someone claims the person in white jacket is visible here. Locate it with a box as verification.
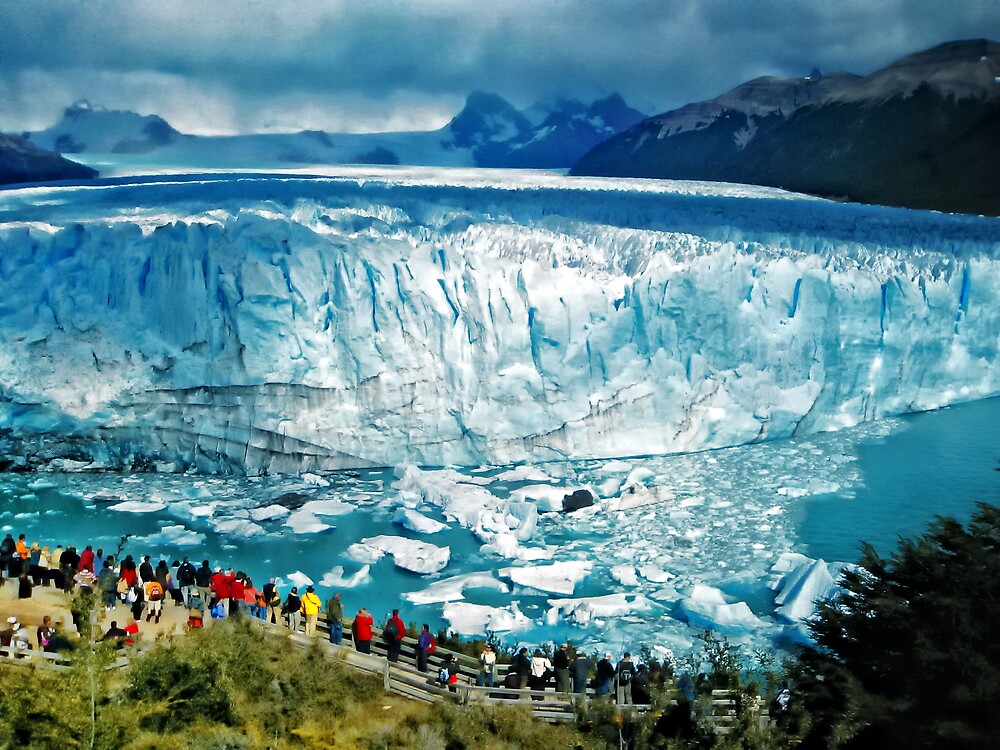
[528,648,552,693]
[477,643,497,686]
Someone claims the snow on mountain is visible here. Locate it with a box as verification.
[27,93,644,172]
[0,168,998,474]
[30,100,186,155]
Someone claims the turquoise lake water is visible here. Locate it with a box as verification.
[1,397,997,656]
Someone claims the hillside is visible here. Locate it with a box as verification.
[0,132,98,185]
[572,39,1000,215]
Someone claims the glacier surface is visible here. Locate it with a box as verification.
[0,167,999,473]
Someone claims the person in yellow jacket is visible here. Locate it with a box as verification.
[300,585,323,637]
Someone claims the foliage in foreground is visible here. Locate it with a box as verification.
[0,619,602,750]
[790,502,1000,750]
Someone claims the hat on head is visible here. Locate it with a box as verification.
[334,593,340,598]
[7,616,17,624]
[215,566,222,572]
[605,652,613,659]
[306,585,314,592]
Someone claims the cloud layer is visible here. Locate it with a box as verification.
[3,0,999,134]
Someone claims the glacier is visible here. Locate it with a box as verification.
[0,166,999,473]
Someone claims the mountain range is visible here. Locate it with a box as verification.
[21,92,646,172]
[572,39,1000,216]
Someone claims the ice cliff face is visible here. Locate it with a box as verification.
[1,168,998,474]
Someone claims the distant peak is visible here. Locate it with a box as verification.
[66,99,105,116]
[887,38,1000,68]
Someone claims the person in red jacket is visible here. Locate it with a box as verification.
[383,609,406,662]
[229,572,246,614]
[353,608,374,654]
[78,545,95,574]
[210,567,231,617]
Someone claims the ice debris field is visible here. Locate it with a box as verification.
[0,414,894,658]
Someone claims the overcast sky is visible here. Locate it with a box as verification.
[2,0,999,135]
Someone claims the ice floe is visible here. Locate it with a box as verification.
[499,560,593,595]
[403,572,510,605]
[108,500,167,513]
[320,564,372,588]
[392,507,448,534]
[545,593,657,626]
[442,601,532,635]
[676,584,766,632]
[346,535,450,574]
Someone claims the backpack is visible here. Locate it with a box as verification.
[384,619,399,640]
[438,666,450,683]
[210,602,225,619]
[148,583,163,601]
[618,667,632,685]
[427,635,437,655]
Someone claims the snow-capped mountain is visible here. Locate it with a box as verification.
[0,132,98,185]
[572,39,1000,215]
[25,93,644,172]
[30,100,187,154]
[1,168,998,474]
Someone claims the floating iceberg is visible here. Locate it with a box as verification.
[676,584,766,632]
[499,560,593,595]
[346,535,450,574]
[392,507,448,534]
[442,601,532,635]
[320,564,371,588]
[403,571,510,605]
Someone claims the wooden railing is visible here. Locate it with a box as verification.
[0,612,769,732]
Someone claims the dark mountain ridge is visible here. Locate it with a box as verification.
[572,39,1000,215]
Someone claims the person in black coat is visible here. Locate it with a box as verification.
[596,652,616,696]
[513,647,532,689]
[631,663,652,704]
[553,643,571,692]
[572,652,592,694]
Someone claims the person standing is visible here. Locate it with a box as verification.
[229,571,245,615]
[138,555,154,584]
[301,586,322,636]
[195,560,213,608]
[477,643,497,687]
[572,651,592,694]
[553,643,571,692]
[263,578,282,624]
[326,592,344,644]
[616,652,637,704]
[176,557,196,607]
[353,608,374,654]
[383,609,406,662]
[513,647,532,690]
[416,624,436,672]
[144,578,165,623]
[596,652,615,696]
[284,587,302,633]
[529,649,553,695]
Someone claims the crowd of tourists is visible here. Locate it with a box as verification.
[0,530,658,701]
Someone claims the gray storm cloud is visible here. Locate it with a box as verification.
[2,0,998,134]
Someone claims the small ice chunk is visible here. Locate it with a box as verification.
[211,518,267,537]
[348,535,450,574]
[611,564,640,586]
[320,564,371,588]
[249,504,291,521]
[403,571,510,605]
[509,484,568,513]
[499,560,593,595]
[284,570,314,588]
[108,500,166,513]
[442,601,532,635]
[136,525,206,547]
[300,499,353,516]
[545,593,655,626]
[637,565,674,583]
[480,533,554,560]
[284,510,333,534]
[393,507,448,534]
[676,584,765,631]
[302,473,330,487]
